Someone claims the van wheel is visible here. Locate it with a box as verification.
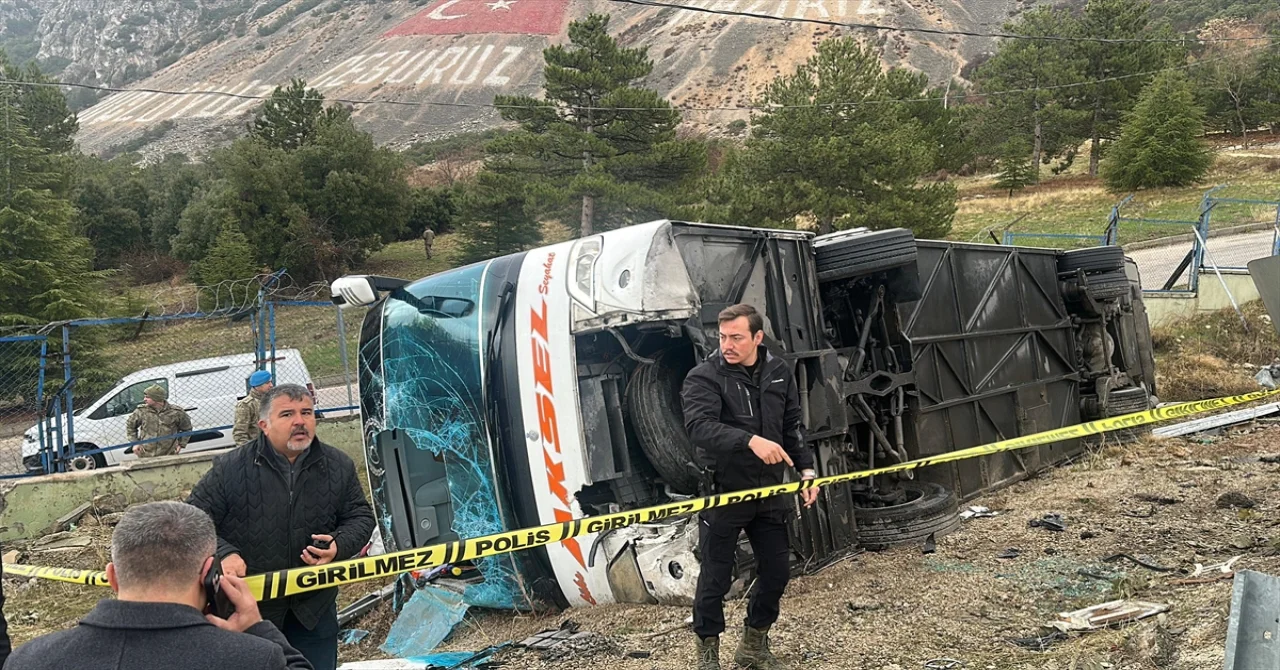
[68,444,106,471]
[626,347,700,495]
[855,482,961,548]
[1084,270,1132,301]
[814,229,918,282]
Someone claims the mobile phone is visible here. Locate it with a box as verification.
[312,537,331,550]
[203,560,236,619]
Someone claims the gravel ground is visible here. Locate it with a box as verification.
[7,423,1280,670]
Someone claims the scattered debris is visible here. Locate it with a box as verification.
[340,629,370,645]
[625,650,652,659]
[338,583,395,627]
[518,621,582,651]
[1217,492,1259,509]
[1259,454,1280,464]
[380,586,470,660]
[959,506,998,520]
[1189,555,1243,579]
[100,512,125,526]
[923,659,965,669]
[1050,600,1169,632]
[1123,623,1179,668]
[1135,494,1181,506]
[1008,630,1069,652]
[1230,535,1257,550]
[1121,506,1156,519]
[1080,531,1099,540]
[922,533,936,555]
[54,502,92,533]
[541,631,622,661]
[996,548,1021,559]
[3,550,21,566]
[91,493,128,515]
[1102,554,1175,573]
[1028,514,1066,532]
[846,602,882,614]
[31,534,92,552]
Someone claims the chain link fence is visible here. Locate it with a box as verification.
[2,272,361,477]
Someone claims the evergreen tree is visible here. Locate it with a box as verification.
[0,97,100,325]
[194,222,259,309]
[706,38,955,238]
[488,14,705,237]
[1073,0,1184,176]
[995,139,1036,197]
[456,174,542,265]
[250,79,350,151]
[971,7,1088,180]
[0,51,78,155]
[173,87,410,281]
[1102,71,1212,190]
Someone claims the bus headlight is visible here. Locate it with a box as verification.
[568,237,602,311]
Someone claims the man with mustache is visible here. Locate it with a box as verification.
[188,384,374,670]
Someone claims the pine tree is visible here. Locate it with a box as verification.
[456,175,542,265]
[488,14,705,237]
[995,140,1036,197]
[250,79,349,151]
[1102,71,1212,191]
[1073,0,1184,176]
[707,38,955,238]
[193,222,259,310]
[0,96,101,326]
[971,7,1088,180]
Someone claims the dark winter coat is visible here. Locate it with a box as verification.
[3,600,312,670]
[187,435,375,631]
[681,346,815,509]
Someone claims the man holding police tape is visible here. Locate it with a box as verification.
[188,384,373,670]
[681,303,818,670]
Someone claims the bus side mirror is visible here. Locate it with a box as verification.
[331,275,410,308]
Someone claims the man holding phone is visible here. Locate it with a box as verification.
[189,384,374,670]
[5,501,312,670]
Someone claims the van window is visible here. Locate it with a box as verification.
[91,379,168,420]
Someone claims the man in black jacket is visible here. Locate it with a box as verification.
[5,501,312,670]
[188,384,374,670]
[681,303,818,670]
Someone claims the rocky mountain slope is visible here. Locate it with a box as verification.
[2,0,1023,156]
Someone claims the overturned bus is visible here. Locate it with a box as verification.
[332,220,1157,611]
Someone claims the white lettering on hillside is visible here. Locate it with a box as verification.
[81,42,529,127]
[670,0,883,27]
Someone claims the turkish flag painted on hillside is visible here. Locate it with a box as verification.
[384,0,570,36]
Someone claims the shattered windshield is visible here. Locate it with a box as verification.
[373,261,531,609]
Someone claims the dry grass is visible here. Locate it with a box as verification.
[1152,301,1279,402]
[951,152,1280,246]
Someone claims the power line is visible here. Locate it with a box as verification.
[608,0,1274,44]
[0,41,1265,115]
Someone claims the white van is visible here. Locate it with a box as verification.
[21,349,315,472]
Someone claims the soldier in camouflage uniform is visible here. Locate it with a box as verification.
[126,384,193,458]
[233,370,274,445]
[422,227,436,260]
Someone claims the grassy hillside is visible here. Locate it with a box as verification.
[954,150,1280,245]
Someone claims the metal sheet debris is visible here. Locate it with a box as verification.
[960,506,998,520]
[1050,600,1168,632]
[1224,569,1280,670]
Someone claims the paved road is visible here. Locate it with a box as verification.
[1128,229,1277,289]
[316,384,359,418]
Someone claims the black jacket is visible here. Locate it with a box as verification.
[187,435,375,631]
[4,599,312,670]
[681,346,815,507]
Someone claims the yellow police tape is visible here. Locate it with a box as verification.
[6,388,1279,600]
